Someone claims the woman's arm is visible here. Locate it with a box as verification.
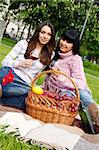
[71,55,87,89]
[1,40,28,68]
[53,55,88,89]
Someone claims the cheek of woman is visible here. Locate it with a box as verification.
[38,34,51,45]
[59,40,73,53]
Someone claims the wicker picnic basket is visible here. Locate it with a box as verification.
[25,69,80,125]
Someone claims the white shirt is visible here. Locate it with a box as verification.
[1,40,46,84]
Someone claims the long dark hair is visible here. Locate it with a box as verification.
[24,21,55,65]
[54,28,80,60]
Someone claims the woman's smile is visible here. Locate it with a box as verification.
[39,25,52,45]
[59,39,73,53]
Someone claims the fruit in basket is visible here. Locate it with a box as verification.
[43,90,56,98]
[69,103,78,112]
[55,95,60,100]
[32,86,43,94]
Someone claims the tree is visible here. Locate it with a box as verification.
[0,0,98,63]
[0,0,21,35]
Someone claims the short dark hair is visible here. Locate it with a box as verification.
[61,28,80,55]
[54,28,80,60]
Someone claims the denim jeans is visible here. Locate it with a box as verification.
[0,66,30,97]
[0,66,30,111]
[0,95,27,111]
[79,89,94,108]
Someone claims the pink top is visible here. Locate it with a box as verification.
[53,50,88,90]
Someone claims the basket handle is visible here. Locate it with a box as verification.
[31,69,80,102]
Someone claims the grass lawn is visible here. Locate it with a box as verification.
[0,127,47,150]
[1,37,17,47]
[84,68,99,78]
[0,42,99,104]
[0,44,12,65]
[85,74,99,104]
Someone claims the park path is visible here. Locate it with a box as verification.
[85,73,99,80]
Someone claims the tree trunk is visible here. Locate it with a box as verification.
[3,8,10,35]
[19,22,27,40]
[27,20,32,40]
[15,21,23,40]
[3,18,10,36]
[96,56,99,64]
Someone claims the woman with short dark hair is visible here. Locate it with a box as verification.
[44,28,99,126]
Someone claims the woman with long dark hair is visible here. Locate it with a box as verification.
[44,28,99,126]
[0,21,55,111]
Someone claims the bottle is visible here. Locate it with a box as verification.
[79,103,96,134]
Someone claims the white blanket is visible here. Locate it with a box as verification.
[0,112,82,150]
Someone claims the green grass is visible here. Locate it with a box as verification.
[85,74,99,104]
[84,61,99,78]
[0,44,12,66]
[0,41,99,104]
[84,68,99,78]
[0,130,47,150]
[1,37,17,47]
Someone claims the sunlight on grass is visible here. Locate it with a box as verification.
[86,74,99,104]
[0,44,12,66]
[84,68,99,78]
[2,37,17,47]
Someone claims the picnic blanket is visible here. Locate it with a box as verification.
[0,106,99,150]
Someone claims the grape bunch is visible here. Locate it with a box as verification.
[41,90,78,112]
[69,103,78,112]
[43,90,73,101]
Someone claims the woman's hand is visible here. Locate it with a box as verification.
[18,59,33,68]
